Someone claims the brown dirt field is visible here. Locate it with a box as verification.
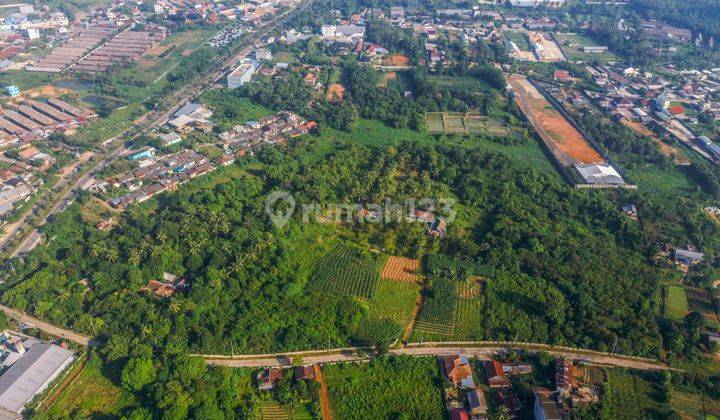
[381,256,420,282]
[326,84,345,101]
[509,74,604,165]
[146,44,171,57]
[385,54,409,66]
[623,120,690,164]
[20,85,72,100]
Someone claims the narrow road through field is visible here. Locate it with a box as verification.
[0,304,92,346]
[313,364,332,420]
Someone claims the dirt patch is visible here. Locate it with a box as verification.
[326,84,345,102]
[381,256,420,282]
[19,84,72,100]
[385,54,409,66]
[314,365,333,420]
[509,74,604,165]
[623,120,690,165]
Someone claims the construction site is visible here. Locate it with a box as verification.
[528,32,566,62]
[508,74,629,188]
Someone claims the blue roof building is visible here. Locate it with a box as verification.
[5,86,20,97]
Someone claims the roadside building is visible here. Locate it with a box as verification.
[227,61,260,88]
[533,387,562,420]
[0,343,74,414]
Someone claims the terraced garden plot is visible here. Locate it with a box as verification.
[261,401,290,419]
[306,246,380,298]
[685,286,720,328]
[381,256,420,282]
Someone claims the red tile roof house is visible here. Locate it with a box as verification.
[440,355,475,388]
[484,360,511,388]
[257,368,284,390]
[555,358,576,397]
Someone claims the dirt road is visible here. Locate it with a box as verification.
[204,342,673,372]
[0,304,92,346]
[314,364,332,420]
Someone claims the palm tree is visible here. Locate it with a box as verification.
[106,248,119,263]
[129,249,142,265]
[57,290,71,303]
[89,244,103,259]
[168,299,181,313]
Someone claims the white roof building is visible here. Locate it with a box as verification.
[574,163,625,185]
[0,343,74,414]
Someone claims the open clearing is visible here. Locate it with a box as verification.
[326,83,345,101]
[508,74,605,166]
[381,256,420,282]
[623,120,690,164]
[426,111,509,136]
[555,32,617,63]
[665,285,690,321]
[528,32,565,62]
[685,286,720,328]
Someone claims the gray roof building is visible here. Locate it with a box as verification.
[0,343,74,413]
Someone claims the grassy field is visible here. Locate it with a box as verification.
[324,356,445,420]
[368,279,421,327]
[306,246,380,298]
[259,400,316,419]
[504,31,532,51]
[426,111,510,136]
[665,285,689,321]
[0,70,54,94]
[671,390,720,419]
[554,32,617,63]
[72,102,146,145]
[605,369,670,418]
[41,357,136,418]
[200,89,273,131]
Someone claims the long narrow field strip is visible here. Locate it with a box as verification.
[381,256,420,282]
[426,112,509,136]
[508,74,605,166]
[665,285,689,321]
[307,246,380,298]
[413,320,455,336]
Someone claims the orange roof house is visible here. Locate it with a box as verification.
[441,355,475,387]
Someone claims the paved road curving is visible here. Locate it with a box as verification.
[204,344,673,372]
[0,304,92,346]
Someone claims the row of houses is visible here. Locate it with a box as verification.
[218,111,316,154]
[106,149,214,209]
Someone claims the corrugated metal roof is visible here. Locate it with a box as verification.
[0,343,73,413]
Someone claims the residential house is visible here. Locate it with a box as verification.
[294,365,315,381]
[467,388,488,418]
[484,360,511,388]
[441,355,475,388]
[257,368,284,390]
[533,387,562,420]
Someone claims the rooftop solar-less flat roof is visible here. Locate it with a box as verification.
[0,343,73,413]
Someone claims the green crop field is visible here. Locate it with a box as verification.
[411,277,457,339]
[605,369,672,418]
[41,356,136,418]
[324,356,445,419]
[368,279,421,327]
[306,246,380,298]
[454,298,485,340]
[666,285,689,321]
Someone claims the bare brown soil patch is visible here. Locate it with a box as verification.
[381,256,420,282]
